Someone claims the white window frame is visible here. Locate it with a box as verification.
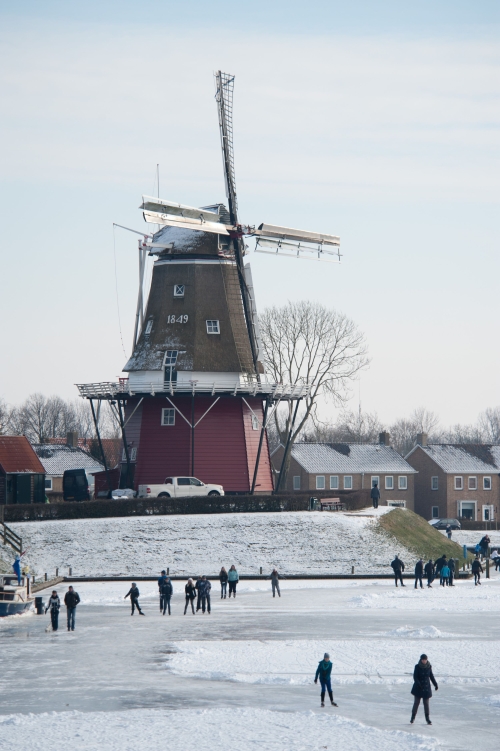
[45,477,53,491]
[206,320,220,334]
[431,476,439,491]
[343,475,353,490]
[431,506,439,519]
[483,476,492,490]
[174,284,185,297]
[330,475,339,490]
[371,476,379,488]
[385,476,394,490]
[145,319,153,335]
[161,408,176,426]
[251,414,259,431]
[398,475,408,490]
[458,500,477,521]
[482,504,495,521]
[468,476,477,490]
[293,475,301,490]
[454,476,463,490]
[316,475,325,490]
[388,500,406,508]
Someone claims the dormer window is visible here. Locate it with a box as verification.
[174,285,185,297]
[145,319,153,335]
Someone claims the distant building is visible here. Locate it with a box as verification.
[0,436,46,505]
[46,433,122,470]
[32,435,104,496]
[272,433,416,509]
[406,433,499,522]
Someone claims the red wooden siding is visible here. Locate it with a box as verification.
[242,398,273,492]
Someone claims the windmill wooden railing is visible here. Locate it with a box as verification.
[0,520,22,557]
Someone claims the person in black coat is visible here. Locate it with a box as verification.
[434,555,446,576]
[471,556,483,585]
[410,653,438,725]
[160,577,173,615]
[219,567,228,599]
[370,482,380,509]
[195,576,203,612]
[64,586,81,631]
[448,557,456,586]
[390,555,405,586]
[184,578,197,615]
[424,560,435,588]
[124,583,145,615]
[45,590,61,631]
[414,559,424,589]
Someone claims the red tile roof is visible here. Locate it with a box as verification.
[0,436,45,474]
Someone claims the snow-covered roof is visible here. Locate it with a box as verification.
[290,443,416,474]
[32,444,104,476]
[406,444,500,474]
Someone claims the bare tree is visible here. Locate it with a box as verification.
[389,407,441,456]
[441,423,485,444]
[0,398,13,435]
[478,407,500,443]
[303,409,384,444]
[259,301,368,488]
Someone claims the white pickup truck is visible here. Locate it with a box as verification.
[138,476,224,498]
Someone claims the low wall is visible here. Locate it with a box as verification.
[458,520,499,531]
[3,489,371,522]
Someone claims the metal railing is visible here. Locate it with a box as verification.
[76,380,310,400]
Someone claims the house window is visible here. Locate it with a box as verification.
[45,478,53,491]
[388,500,406,508]
[431,476,439,490]
[484,476,492,490]
[432,506,439,518]
[161,408,175,426]
[174,285,185,297]
[251,414,259,431]
[316,475,325,490]
[459,501,476,520]
[206,320,220,334]
[330,475,339,490]
[468,476,477,490]
[344,475,353,489]
[454,476,463,490]
[145,319,153,335]
[398,476,407,490]
[371,476,379,488]
[293,476,301,490]
[385,476,394,490]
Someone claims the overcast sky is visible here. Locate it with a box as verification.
[0,1,499,428]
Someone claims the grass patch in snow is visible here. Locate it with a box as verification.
[377,509,471,565]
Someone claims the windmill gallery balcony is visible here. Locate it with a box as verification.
[76,379,310,401]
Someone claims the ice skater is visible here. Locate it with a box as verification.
[314,653,337,707]
[424,559,435,588]
[157,569,167,612]
[200,576,211,614]
[228,565,239,598]
[269,568,282,597]
[219,567,228,599]
[45,590,60,631]
[471,555,483,585]
[391,555,405,586]
[414,559,424,589]
[64,586,80,631]
[195,575,204,611]
[184,578,197,614]
[440,561,450,586]
[434,554,446,579]
[410,653,438,725]
[124,583,145,615]
[370,482,380,509]
[160,576,173,615]
[448,557,456,586]
[492,550,500,571]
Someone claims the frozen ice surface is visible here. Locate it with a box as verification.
[0,707,441,751]
[9,511,419,576]
[1,578,500,750]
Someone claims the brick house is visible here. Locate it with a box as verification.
[272,433,416,509]
[405,434,499,522]
[0,436,46,504]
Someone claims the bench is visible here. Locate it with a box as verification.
[320,498,346,512]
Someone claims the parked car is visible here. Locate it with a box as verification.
[429,518,461,530]
[111,488,136,500]
[138,476,224,498]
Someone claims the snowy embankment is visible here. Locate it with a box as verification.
[443,530,500,549]
[9,509,408,577]
[0,707,440,751]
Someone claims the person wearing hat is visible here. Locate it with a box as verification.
[124,583,145,615]
[160,576,173,615]
[410,654,438,725]
[45,590,61,631]
[314,653,338,707]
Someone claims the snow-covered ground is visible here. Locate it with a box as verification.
[441,529,500,550]
[8,510,414,577]
[1,577,500,750]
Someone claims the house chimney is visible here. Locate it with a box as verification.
[378,431,390,446]
[66,431,78,448]
[416,432,428,447]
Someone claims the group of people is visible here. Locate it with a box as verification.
[391,551,490,588]
[45,586,80,631]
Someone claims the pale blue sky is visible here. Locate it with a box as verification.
[0,2,499,427]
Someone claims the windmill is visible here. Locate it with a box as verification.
[77,71,341,495]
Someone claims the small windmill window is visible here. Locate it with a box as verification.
[206,320,220,334]
[145,319,153,335]
[174,285,185,297]
[161,408,175,426]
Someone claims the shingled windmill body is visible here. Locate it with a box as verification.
[78,72,340,493]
